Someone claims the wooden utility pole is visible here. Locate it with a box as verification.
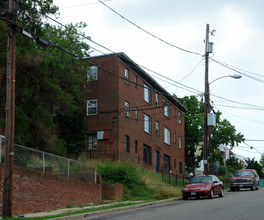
[204,24,210,175]
[2,0,17,217]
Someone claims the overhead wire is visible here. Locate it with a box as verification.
[97,0,203,56]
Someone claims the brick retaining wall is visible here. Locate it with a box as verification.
[0,164,102,216]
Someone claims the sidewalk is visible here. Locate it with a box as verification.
[23,198,180,220]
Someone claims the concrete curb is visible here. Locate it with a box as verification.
[50,198,181,220]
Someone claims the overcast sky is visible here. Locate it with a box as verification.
[53,0,264,161]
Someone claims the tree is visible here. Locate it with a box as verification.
[226,156,243,174]
[1,1,90,156]
[210,111,245,165]
[178,95,203,174]
[260,153,264,168]
[245,158,264,178]
[177,95,245,174]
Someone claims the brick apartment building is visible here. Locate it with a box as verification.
[84,53,187,175]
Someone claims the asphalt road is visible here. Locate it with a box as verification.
[83,188,264,220]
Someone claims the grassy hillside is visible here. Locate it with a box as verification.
[90,160,183,201]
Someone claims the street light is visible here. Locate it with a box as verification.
[209,74,242,85]
[204,74,242,174]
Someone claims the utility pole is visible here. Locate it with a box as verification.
[2,0,17,217]
[204,24,210,175]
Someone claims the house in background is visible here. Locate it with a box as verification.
[84,52,187,175]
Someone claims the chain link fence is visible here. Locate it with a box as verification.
[0,136,97,183]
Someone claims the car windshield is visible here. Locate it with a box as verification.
[190,176,212,183]
[234,171,253,177]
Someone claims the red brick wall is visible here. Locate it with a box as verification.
[0,164,102,216]
[85,54,185,175]
[102,183,123,201]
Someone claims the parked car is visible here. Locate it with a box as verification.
[230,169,259,191]
[182,175,224,200]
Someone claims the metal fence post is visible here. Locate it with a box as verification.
[175,174,178,186]
[68,159,70,177]
[0,135,2,163]
[42,152,45,173]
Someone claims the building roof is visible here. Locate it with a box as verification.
[87,52,187,113]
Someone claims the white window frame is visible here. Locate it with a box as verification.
[179,136,182,149]
[135,107,138,120]
[87,99,97,116]
[164,127,170,145]
[144,84,151,104]
[87,66,98,81]
[125,101,130,118]
[155,121,159,136]
[155,93,159,107]
[143,113,151,134]
[163,100,170,118]
[179,112,182,124]
[125,68,129,84]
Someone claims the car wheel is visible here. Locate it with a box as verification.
[182,195,188,200]
[209,189,214,199]
[237,188,240,191]
[230,187,235,192]
[256,186,259,190]
[219,188,224,197]
[251,185,256,191]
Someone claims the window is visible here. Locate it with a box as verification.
[125,135,130,152]
[87,99,97,116]
[135,107,138,120]
[179,136,182,149]
[164,154,170,172]
[143,145,152,165]
[179,112,182,124]
[164,127,170,145]
[179,161,183,174]
[174,133,176,144]
[163,100,170,117]
[143,113,151,134]
[143,84,151,103]
[135,140,138,153]
[155,121,159,136]
[155,93,159,107]
[125,68,129,84]
[87,66,98,81]
[174,159,177,170]
[135,75,137,88]
[125,101,130,118]
[87,135,97,150]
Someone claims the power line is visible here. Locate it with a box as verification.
[211,58,264,84]
[97,0,203,56]
[58,0,112,9]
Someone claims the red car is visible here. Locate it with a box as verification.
[182,175,224,200]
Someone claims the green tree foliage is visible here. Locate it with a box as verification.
[245,158,264,178]
[211,111,245,164]
[260,153,264,168]
[178,95,245,173]
[178,95,203,174]
[1,1,90,156]
[226,156,243,174]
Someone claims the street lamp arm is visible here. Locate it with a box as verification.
[209,74,242,85]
